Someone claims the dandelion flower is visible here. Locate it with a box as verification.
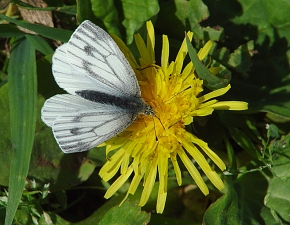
[99,21,248,213]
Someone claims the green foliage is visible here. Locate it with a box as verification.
[0,0,290,224]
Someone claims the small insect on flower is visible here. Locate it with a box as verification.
[41,20,154,153]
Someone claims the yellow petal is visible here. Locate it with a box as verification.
[198,84,231,103]
[156,192,167,213]
[174,31,193,74]
[197,40,213,60]
[171,152,182,186]
[210,101,248,110]
[139,164,157,206]
[161,35,169,73]
[189,107,214,117]
[178,150,209,195]
[104,166,134,199]
[134,33,152,64]
[146,21,155,62]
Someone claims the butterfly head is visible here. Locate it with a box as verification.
[143,104,155,116]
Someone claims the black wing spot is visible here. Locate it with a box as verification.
[84,45,94,56]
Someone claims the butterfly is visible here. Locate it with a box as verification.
[41,20,154,153]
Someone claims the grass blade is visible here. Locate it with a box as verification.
[5,36,37,225]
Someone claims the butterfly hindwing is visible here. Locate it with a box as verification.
[42,94,136,153]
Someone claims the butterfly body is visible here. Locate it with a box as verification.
[41,20,153,153]
[75,90,149,114]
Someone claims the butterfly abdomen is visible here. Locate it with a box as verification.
[76,90,147,114]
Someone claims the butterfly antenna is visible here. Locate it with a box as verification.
[136,63,158,71]
[159,85,192,108]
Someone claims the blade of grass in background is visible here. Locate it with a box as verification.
[0,14,72,42]
[5,36,37,225]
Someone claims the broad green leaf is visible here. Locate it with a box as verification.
[99,200,150,225]
[265,134,290,223]
[0,14,72,42]
[204,174,275,225]
[265,178,290,223]
[77,0,121,38]
[156,0,223,42]
[91,0,121,36]
[186,35,231,90]
[121,0,159,44]
[75,195,150,225]
[203,177,251,225]
[77,0,103,26]
[77,1,159,49]
[6,36,37,225]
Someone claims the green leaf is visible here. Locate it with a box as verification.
[266,124,279,139]
[203,0,290,119]
[121,0,160,44]
[186,35,231,90]
[156,0,223,42]
[0,24,25,38]
[99,200,150,225]
[5,36,37,225]
[229,127,260,159]
[77,0,159,44]
[77,0,102,25]
[77,0,121,37]
[266,134,290,223]
[0,85,13,187]
[212,41,254,78]
[204,177,251,225]
[25,35,54,55]
[75,195,151,225]
[265,177,290,223]
[0,14,72,42]
[204,174,275,225]
[91,0,121,37]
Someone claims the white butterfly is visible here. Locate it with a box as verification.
[41,20,154,153]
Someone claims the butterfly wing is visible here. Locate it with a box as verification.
[52,44,109,95]
[42,94,136,153]
[52,20,141,98]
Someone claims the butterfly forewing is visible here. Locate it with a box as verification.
[52,44,108,96]
[66,20,141,97]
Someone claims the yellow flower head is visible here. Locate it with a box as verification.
[99,21,248,213]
